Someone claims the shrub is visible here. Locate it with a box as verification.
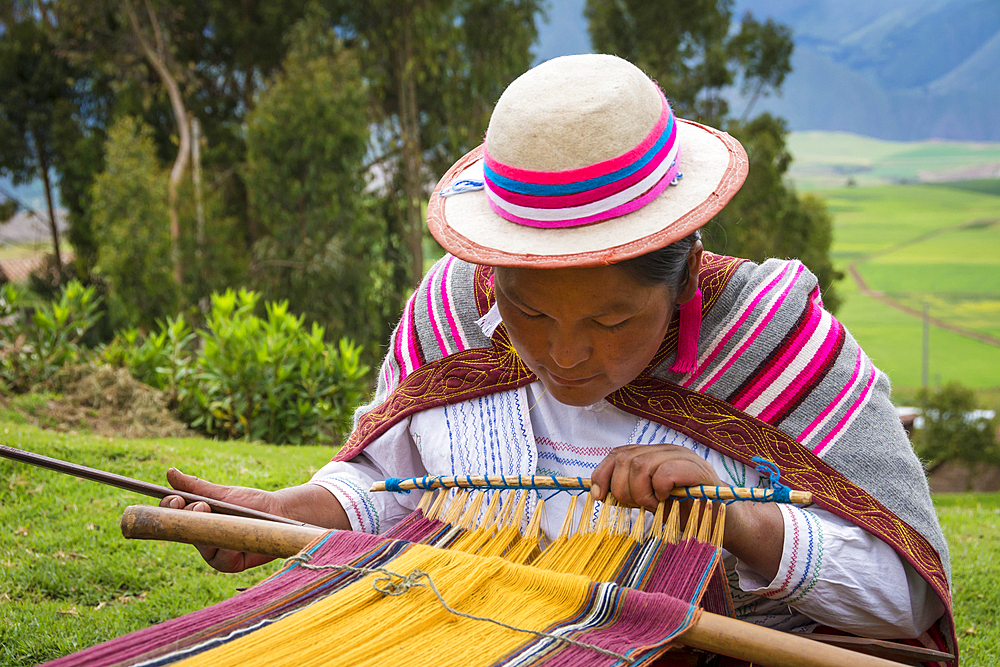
[915,383,1000,475]
[105,289,369,445]
[101,314,195,398]
[0,280,102,393]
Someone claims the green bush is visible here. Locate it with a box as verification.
[0,280,102,393]
[916,382,1000,476]
[101,314,195,397]
[104,289,369,445]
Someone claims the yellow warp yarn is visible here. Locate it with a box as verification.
[172,491,724,667]
[172,542,605,667]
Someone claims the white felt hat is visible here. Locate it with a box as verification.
[426,54,748,267]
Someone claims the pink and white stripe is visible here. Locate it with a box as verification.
[394,293,420,381]
[687,262,805,392]
[484,145,680,228]
[811,358,879,458]
[737,300,838,419]
[797,345,879,456]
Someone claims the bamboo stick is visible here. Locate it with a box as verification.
[120,505,949,666]
[0,444,320,528]
[370,474,813,504]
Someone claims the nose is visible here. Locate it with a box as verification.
[548,326,590,370]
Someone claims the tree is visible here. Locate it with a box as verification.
[709,114,842,311]
[91,116,179,330]
[49,0,313,282]
[121,0,190,286]
[243,12,395,351]
[343,0,542,286]
[586,0,840,310]
[728,12,793,121]
[0,15,79,268]
[916,383,1000,485]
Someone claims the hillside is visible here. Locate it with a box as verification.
[786,131,1000,189]
[730,0,1000,140]
[535,0,1000,141]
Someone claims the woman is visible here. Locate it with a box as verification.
[163,54,952,653]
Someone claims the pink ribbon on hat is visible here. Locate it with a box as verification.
[481,89,681,229]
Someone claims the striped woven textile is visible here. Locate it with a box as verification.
[43,496,723,667]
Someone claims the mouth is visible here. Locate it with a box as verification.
[547,372,598,387]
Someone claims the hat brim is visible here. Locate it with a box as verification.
[427,119,748,268]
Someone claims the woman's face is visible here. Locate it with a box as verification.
[493,264,674,407]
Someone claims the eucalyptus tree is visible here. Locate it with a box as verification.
[341,0,543,287]
[0,14,79,268]
[244,10,396,352]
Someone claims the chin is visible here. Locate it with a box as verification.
[545,383,609,408]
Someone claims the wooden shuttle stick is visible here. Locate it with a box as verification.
[1,444,320,528]
[370,474,813,505]
[122,505,327,558]
[121,505,948,667]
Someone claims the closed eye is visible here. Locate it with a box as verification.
[514,305,545,320]
[597,318,629,333]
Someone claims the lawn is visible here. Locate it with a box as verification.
[0,424,335,666]
[2,423,996,666]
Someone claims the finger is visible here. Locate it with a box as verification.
[167,467,234,501]
[590,453,616,501]
[627,455,660,511]
[203,548,276,573]
[159,494,187,509]
[608,452,640,505]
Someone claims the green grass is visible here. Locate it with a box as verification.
[932,493,1000,666]
[929,179,1000,198]
[816,182,1000,390]
[788,132,1000,190]
[835,274,1000,389]
[1,423,996,664]
[0,424,337,666]
[0,242,72,262]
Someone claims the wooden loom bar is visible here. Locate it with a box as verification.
[370,475,813,504]
[0,444,321,528]
[120,505,939,667]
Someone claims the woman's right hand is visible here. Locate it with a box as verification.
[159,467,284,572]
[159,468,350,573]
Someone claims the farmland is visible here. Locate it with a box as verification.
[827,182,1000,391]
[788,132,1000,397]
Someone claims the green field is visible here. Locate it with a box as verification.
[815,180,1000,392]
[788,132,1000,190]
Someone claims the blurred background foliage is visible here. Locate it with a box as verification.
[0,0,840,425]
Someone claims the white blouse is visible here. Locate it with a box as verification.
[310,381,943,639]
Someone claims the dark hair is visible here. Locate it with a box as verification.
[616,230,701,299]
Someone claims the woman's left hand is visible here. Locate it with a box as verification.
[590,444,722,511]
[590,444,784,582]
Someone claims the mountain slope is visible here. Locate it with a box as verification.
[532,0,1000,141]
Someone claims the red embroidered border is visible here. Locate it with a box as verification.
[607,378,952,617]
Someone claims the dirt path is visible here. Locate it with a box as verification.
[847,217,1000,348]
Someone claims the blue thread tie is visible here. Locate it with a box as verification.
[751,457,792,504]
[384,478,411,494]
[439,179,485,197]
